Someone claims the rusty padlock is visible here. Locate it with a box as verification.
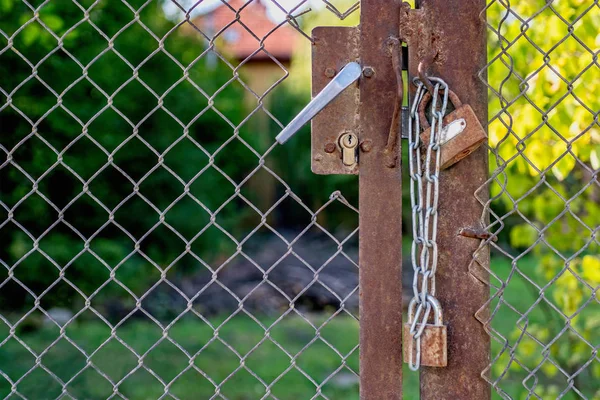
[419,90,487,170]
[403,296,447,368]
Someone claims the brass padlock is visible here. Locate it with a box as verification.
[403,296,447,367]
[419,90,487,170]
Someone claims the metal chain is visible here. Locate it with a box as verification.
[407,76,449,371]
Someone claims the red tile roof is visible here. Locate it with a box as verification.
[194,0,297,62]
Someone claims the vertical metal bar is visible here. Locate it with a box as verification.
[413,0,491,399]
[358,0,404,398]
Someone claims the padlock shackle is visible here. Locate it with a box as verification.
[407,295,443,326]
[417,90,462,130]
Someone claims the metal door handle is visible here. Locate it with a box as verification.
[275,61,362,144]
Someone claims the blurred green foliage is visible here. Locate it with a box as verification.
[486,1,599,397]
[0,0,360,312]
[0,0,257,309]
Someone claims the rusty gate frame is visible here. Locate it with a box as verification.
[324,0,491,398]
[357,0,404,398]
[408,1,489,399]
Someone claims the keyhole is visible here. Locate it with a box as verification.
[341,133,357,148]
[339,133,358,167]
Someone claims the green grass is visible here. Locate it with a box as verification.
[0,313,419,399]
[1,253,596,399]
[487,256,599,400]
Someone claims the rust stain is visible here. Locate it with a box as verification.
[403,324,448,367]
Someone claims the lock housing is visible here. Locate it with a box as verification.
[418,91,487,170]
[403,297,448,367]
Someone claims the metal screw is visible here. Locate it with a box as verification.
[324,142,337,153]
[363,67,375,78]
[360,140,373,152]
[324,68,336,78]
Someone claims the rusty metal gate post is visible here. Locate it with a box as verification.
[285,0,490,397]
[408,1,491,398]
[358,0,404,399]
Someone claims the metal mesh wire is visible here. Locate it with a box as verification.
[0,0,361,398]
[3,0,599,398]
[476,1,599,398]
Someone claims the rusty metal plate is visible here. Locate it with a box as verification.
[420,104,487,170]
[403,323,448,367]
[311,26,359,175]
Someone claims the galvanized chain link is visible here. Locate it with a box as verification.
[0,1,362,397]
[407,76,449,371]
[474,2,600,398]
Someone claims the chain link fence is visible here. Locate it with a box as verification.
[2,0,599,399]
[0,0,362,398]
[477,1,599,399]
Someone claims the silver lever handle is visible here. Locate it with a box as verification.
[276,62,362,144]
